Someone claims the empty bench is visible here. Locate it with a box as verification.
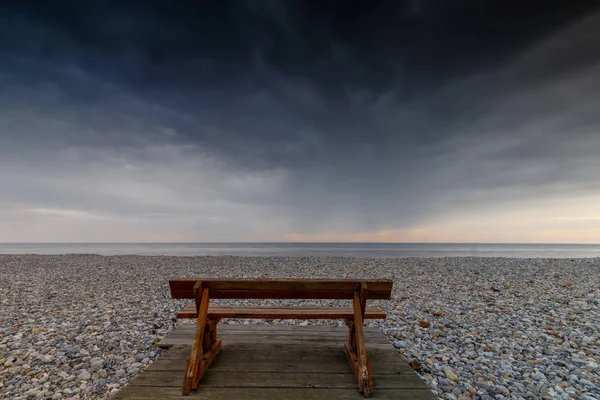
[168,279,393,397]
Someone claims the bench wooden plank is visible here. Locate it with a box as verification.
[169,320,381,336]
[163,327,383,340]
[169,279,393,300]
[171,324,383,334]
[162,331,386,341]
[176,305,387,319]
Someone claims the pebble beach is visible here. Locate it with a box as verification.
[0,255,598,400]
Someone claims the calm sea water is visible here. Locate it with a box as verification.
[0,243,599,258]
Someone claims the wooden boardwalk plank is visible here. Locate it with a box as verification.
[148,345,414,374]
[159,338,393,348]
[160,334,389,344]
[159,336,389,348]
[129,371,427,389]
[146,358,411,374]
[158,323,386,348]
[115,387,435,400]
[114,324,436,400]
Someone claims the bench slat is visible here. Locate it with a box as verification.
[176,305,386,320]
[169,279,393,300]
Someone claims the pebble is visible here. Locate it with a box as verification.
[444,368,459,382]
[89,358,104,369]
[0,255,598,400]
[77,371,91,381]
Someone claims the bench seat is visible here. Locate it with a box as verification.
[177,305,387,320]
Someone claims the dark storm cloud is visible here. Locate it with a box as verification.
[1,1,600,241]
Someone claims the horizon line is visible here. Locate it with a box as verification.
[1,241,599,245]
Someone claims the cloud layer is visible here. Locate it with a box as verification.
[1,1,600,242]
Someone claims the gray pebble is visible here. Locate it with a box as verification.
[1,255,599,399]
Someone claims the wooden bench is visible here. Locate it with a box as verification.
[168,279,393,397]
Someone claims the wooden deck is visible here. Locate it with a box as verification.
[113,324,437,400]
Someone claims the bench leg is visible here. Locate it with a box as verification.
[183,288,223,395]
[344,288,373,397]
[192,338,222,389]
[345,319,356,352]
[192,317,222,390]
[209,318,220,343]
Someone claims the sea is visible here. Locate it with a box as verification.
[0,242,599,258]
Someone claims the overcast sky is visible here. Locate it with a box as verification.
[1,1,600,243]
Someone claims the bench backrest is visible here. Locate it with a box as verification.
[169,279,393,300]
